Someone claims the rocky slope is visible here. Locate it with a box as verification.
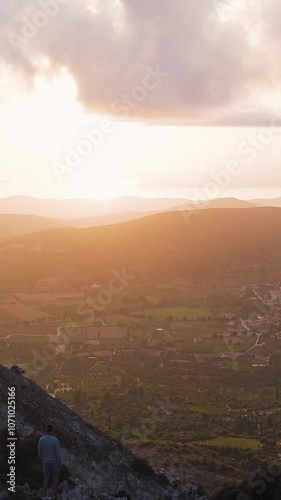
[0,365,206,500]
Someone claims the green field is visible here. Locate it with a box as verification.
[136,306,214,320]
[38,303,79,316]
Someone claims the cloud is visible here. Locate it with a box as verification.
[0,0,280,125]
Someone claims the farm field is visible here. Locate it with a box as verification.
[14,293,57,301]
[59,325,127,340]
[198,437,261,450]
[3,335,47,345]
[0,292,87,326]
[54,292,86,300]
[0,308,17,323]
[38,303,80,316]
[0,303,52,322]
[0,321,62,338]
[14,292,86,301]
[2,277,281,487]
[136,306,214,320]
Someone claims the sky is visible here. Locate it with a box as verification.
[0,0,281,201]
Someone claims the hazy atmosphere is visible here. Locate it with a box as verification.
[1,2,281,500]
[1,0,281,200]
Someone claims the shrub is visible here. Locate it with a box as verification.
[157,473,170,486]
[132,457,155,477]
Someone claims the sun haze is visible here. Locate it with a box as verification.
[0,0,281,202]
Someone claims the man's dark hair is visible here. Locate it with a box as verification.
[46,424,54,434]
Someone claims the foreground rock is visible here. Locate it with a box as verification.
[0,365,207,499]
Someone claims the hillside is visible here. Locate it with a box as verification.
[252,197,281,207]
[0,214,65,240]
[69,210,159,227]
[0,199,257,240]
[0,212,159,239]
[0,364,197,499]
[195,197,256,209]
[1,207,281,287]
[174,197,257,212]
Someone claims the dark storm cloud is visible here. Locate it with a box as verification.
[0,0,279,125]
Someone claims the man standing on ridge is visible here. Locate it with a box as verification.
[38,424,61,500]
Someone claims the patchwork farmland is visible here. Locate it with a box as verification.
[0,291,87,327]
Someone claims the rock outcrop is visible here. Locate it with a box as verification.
[0,365,205,500]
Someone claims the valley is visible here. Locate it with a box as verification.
[1,207,281,493]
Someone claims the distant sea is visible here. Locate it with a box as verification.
[136,189,281,201]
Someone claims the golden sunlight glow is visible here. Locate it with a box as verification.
[0,69,80,153]
[71,170,127,200]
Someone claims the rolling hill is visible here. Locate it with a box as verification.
[0,197,259,239]
[1,207,281,287]
[68,210,159,227]
[194,197,257,209]
[0,214,66,240]
[0,212,159,239]
[173,197,257,212]
[252,197,281,207]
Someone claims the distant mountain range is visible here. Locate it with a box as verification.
[1,195,280,221]
[172,197,256,211]
[1,207,281,287]
[0,195,189,219]
[0,196,279,239]
[252,197,281,207]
